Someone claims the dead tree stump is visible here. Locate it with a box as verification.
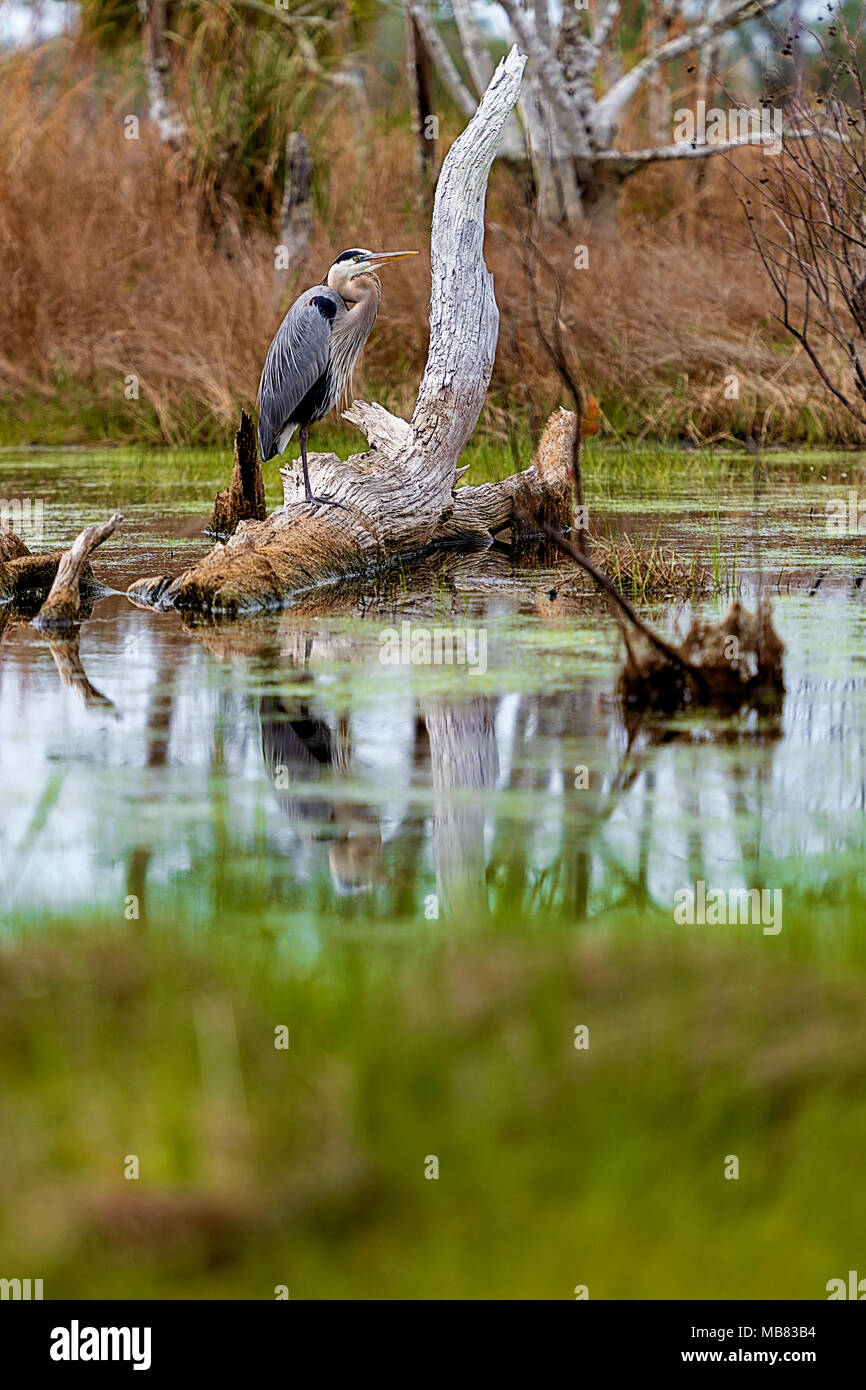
[32,514,124,631]
[208,411,267,538]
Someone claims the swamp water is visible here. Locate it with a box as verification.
[2,445,865,948]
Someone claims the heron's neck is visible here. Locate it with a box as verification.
[344,273,380,327]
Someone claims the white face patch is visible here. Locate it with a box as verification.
[348,251,373,278]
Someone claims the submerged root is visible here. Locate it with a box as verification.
[615,594,784,711]
[0,520,100,612]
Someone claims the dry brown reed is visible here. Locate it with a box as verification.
[1,34,862,447]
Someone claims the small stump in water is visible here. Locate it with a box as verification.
[31,514,123,632]
[616,595,785,712]
[547,529,785,714]
[208,411,267,539]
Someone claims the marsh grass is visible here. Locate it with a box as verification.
[1,901,865,1299]
[4,30,866,449]
[589,532,714,601]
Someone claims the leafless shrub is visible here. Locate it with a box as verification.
[740,7,866,430]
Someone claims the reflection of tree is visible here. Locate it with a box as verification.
[2,606,113,707]
[46,634,115,710]
[484,686,608,921]
[603,704,785,912]
[178,551,801,925]
[388,715,431,919]
[425,698,499,919]
[125,631,181,930]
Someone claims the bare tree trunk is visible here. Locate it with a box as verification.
[274,132,312,298]
[406,6,438,186]
[138,0,185,145]
[405,1,477,120]
[576,160,627,236]
[452,0,526,163]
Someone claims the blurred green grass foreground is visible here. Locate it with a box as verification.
[2,896,866,1300]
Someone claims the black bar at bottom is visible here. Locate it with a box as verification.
[1,1298,860,1374]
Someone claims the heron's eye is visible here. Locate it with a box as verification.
[353,254,363,262]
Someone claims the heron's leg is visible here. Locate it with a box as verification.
[298,426,313,498]
[296,425,348,510]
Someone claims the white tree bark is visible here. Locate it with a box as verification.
[138,0,185,145]
[420,0,790,228]
[452,0,496,101]
[594,0,777,138]
[450,0,528,163]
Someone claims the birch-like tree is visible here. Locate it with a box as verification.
[409,0,791,229]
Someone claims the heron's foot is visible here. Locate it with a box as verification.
[302,491,349,510]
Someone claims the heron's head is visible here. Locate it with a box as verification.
[326,248,417,298]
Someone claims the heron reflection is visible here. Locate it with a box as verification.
[259,694,384,894]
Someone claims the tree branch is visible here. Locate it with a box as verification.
[406,0,477,119]
[595,0,785,134]
[596,128,818,174]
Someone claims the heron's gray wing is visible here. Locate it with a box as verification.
[256,288,343,461]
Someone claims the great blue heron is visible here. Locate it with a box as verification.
[257,248,417,507]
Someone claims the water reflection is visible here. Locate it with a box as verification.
[260,692,386,895]
[1,551,866,931]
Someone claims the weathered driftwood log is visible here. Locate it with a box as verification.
[32,514,123,631]
[129,403,574,615]
[127,47,573,619]
[207,411,267,538]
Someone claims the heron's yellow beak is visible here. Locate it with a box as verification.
[368,251,418,269]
